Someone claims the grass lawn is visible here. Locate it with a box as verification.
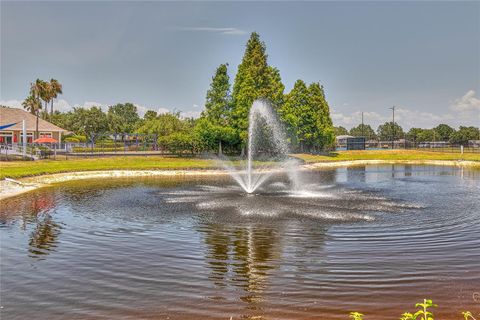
[1,150,479,180]
[0,156,218,179]
[294,149,480,163]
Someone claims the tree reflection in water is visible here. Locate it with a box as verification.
[199,219,329,319]
[28,213,61,258]
[0,190,61,259]
[27,192,61,258]
[201,223,281,303]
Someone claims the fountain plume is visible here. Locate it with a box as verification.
[221,99,298,193]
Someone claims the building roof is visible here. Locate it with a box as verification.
[336,135,354,140]
[0,106,69,132]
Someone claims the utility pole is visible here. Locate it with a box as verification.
[361,112,366,150]
[361,112,364,137]
[389,106,395,149]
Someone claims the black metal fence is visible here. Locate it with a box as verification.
[336,139,480,153]
[1,134,479,161]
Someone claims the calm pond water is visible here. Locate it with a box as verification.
[1,165,479,319]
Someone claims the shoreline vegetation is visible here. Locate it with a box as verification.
[1,150,479,200]
[1,150,479,180]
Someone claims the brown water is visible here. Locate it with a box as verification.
[1,165,479,319]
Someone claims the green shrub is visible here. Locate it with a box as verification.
[72,147,124,153]
[64,137,80,143]
[158,132,200,155]
[63,135,87,143]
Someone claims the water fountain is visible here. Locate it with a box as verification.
[220,99,298,193]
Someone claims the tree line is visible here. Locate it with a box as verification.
[334,123,480,145]
[23,32,335,154]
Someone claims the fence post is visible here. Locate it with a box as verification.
[143,135,147,156]
[124,133,127,156]
[461,145,464,155]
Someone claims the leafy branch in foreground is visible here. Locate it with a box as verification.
[463,311,478,320]
[350,299,477,320]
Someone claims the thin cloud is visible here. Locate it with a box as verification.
[180,110,201,119]
[179,27,247,35]
[450,90,480,113]
[332,90,480,130]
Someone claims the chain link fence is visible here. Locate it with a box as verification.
[1,134,480,161]
[336,138,480,153]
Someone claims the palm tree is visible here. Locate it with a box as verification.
[49,79,63,118]
[22,94,42,139]
[35,79,51,120]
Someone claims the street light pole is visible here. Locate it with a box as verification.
[389,106,395,149]
[361,112,364,137]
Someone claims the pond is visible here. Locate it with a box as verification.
[1,165,479,319]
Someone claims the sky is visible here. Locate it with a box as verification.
[1,1,479,130]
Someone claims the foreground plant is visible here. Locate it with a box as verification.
[349,312,364,320]
[413,299,437,320]
[463,312,478,320]
[350,299,477,320]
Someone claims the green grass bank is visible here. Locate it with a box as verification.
[1,150,479,180]
[295,149,480,163]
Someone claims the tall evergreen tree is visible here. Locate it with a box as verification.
[279,81,334,152]
[202,63,231,125]
[280,79,309,149]
[231,32,284,145]
[307,82,334,150]
[267,66,285,108]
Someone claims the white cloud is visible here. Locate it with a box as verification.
[70,101,106,112]
[332,90,480,130]
[393,107,445,129]
[179,27,247,35]
[0,99,22,108]
[180,110,201,119]
[450,90,480,114]
[133,104,155,117]
[331,110,386,129]
[54,99,75,112]
[332,107,457,131]
[156,107,170,115]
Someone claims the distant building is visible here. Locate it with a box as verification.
[346,137,366,150]
[468,140,480,148]
[335,135,354,149]
[0,106,70,144]
[418,141,449,148]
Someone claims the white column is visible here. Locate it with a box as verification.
[22,119,27,158]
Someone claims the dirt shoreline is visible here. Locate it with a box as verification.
[1,159,478,201]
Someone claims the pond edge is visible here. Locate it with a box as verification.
[1,159,478,201]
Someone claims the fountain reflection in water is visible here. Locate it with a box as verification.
[221,99,298,193]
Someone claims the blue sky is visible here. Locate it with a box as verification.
[1,1,479,129]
